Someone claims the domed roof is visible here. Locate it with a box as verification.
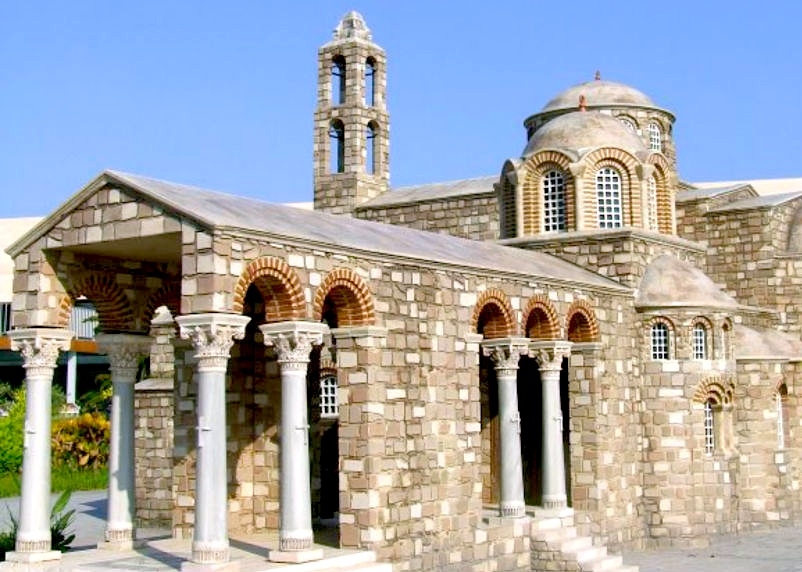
[333,11,372,41]
[635,255,739,309]
[734,325,802,361]
[522,111,647,158]
[541,79,657,114]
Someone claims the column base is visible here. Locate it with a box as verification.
[3,550,61,563]
[500,501,526,518]
[181,560,240,572]
[98,527,137,551]
[268,548,324,563]
[542,495,568,510]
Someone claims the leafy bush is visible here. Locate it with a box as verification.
[51,413,110,469]
[78,373,112,415]
[0,490,76,561]
[0,388,25,474]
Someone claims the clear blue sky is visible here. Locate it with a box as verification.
[2,1,801,217]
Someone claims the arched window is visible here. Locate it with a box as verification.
[648,122,662,152]
[647,176,658,231]
[332,55,346,105]
[500,177,517,239]
[596,167,622,229]
[651,322,670,360]
[704,400,715,455]
[320,373,339,419]
[329,119,345,173]
[542,170,566,232]
[620,117,637,132]
[365,57,376,107]
[365,121,377,175]
[777,384,790,449]
[692,322,708,360]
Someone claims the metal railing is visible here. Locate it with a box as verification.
[0,302,10,334]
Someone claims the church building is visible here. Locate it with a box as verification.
[3,11,802,572]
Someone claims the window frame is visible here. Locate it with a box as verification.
[692,322,708,360]
[596,167,623,229]
[331,55,347,106]
[319,373,339,419]
[650,321,670,360]
[542,169,567,232]
[704,400,715,455]
[329,119,345,174]
[648,122,662,152]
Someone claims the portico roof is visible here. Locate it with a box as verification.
[7,170,629,293]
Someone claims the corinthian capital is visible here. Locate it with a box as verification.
[96,334,153,382]
[260,322,328,369]
[176,314,251,369]
[530,340,572,372]
[481,338,530,374]
[8,329,73,375]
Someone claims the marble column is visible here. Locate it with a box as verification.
[261,321,328,562]
[6,328,72,563]
[176,313,250,568]
[482,338,529,518]
[568,160,587,230]
[531,340,572,509]
[96,333,152,549]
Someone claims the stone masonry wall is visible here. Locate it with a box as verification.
[355,192,500,241]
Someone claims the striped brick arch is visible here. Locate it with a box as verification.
[522,295,560,339]
[520,150,575,236]
[693,375,735,406]
[312,268,375,328]
[61,273,134,332]
[565,300,599,343]
[472,288,515,339]
[648,153,674,234]
[142,280,181,325]
[233,257,305,322]
[584,148,640,227]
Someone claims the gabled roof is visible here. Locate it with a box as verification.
[709,191,802,213]
[675,183,755,203]
[635,254,738,309]
[358,176,496,209]
[692,177,802,197]
[8,170,628,293]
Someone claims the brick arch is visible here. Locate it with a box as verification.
[65,273,134,332]
[142,280,181,325]
[648,154,674,234]
[233,257,305,322]
[565,300,600,342]
[521,150,576,235]
[583,148,641,227]
[522,295,560,339]
[498,159,521,239]
[472,288,515,339]
[693,375,735,406]
[312,268,375,328]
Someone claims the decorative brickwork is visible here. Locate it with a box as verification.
[565,300,599,342]
[65,272,134,332]
[142,280,181,325]
[521,150,576,236]
[522,295,561,339]
[232,257,305,321]
[312,267,375,326]
[473,289,515,338]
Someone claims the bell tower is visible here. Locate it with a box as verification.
[313,11,390,215]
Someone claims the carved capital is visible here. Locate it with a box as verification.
[481,338,529,375]
[96,334,152,383]
[568,160,587,179]
[637,163,656,180]
[261,322,328,370]
[8,329,72,377]
[530,340,572,372]
[176,314,251,370]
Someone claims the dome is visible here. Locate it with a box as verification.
[541,80,658,114]
[635,255,739,309]
[522,111,647,158]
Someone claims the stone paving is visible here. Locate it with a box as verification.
[3,491,802,571]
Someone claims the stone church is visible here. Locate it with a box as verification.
[4,10,802,572]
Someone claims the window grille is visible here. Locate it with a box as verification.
[596,167,622,229]
[648,123,662,152]
[331,55,346,105]
[70,302,98,340]
[651,323,669,360]
[500,179,517,239]
[320,374,339,419]
[542,170,566,232]
[329,120,345,173]
[647,176,658,231]
[704,401,715,455]
[692,324,707,360]
[0,302,10,334]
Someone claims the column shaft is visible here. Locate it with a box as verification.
[7,329,72,561]
[540,369,567,508]
[176,313,250,566]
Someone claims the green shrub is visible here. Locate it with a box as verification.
[78,373,112,414]
[0,388,25,474]
[51,413,110,469]
[0,490,76,561]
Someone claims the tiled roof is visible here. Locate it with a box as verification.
[358,176,497,208]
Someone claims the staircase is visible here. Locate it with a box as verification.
[530,508,638,572]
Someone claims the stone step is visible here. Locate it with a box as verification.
[571,543,607,564]
[581,554,624,572]
[275,550,386,571]
[533,524,578,543]
[558,534,593,554]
